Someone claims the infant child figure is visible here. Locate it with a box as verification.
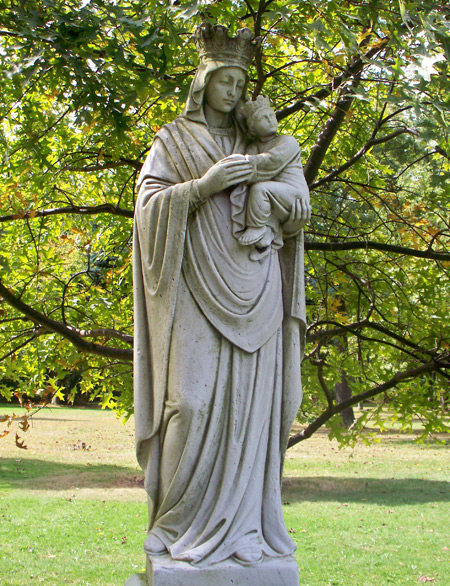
[234,95,309,250]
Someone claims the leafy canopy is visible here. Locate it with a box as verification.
[1,0,449,447]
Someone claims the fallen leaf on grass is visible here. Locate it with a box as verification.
[419,577,436,582]
[70,441,91,451]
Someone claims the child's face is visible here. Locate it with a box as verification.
[252,109,278,138]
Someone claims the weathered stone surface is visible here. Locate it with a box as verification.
[145,554,299,586]
[131,21,310,582]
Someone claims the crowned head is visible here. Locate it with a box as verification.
[242,95,278,139]
[193,23,261,70]
[242,95,273,120]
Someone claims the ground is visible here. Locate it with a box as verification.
[0,405,448,585]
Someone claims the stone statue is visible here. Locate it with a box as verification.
[231,95,310,255]
[131,23,310,586]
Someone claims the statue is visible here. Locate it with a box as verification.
[231,94,310,257]
[130,23,310,586]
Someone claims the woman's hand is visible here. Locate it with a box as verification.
[283,197,311,235]
[198,155,253,198]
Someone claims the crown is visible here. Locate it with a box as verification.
[193,24,261,69]
[242,95,274,120]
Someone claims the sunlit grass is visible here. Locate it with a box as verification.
[1,405,448,585]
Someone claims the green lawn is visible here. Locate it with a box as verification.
[0,405,448,585]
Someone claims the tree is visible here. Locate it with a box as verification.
[1,0,449,447]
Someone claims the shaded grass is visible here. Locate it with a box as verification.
[284,476,450,505]
[0,458,141,492]
[1,405,449,585]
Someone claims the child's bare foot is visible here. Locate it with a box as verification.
[258,229,273,248]
[239,226,266,246]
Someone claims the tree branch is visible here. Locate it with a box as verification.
[250,0,266,98]
[309,128,416,189]
[65,158,142,172]
[276,37,389,122]
[77,328,133,345]
[304,240,450,261]
[0,279,133,361]
[4,203,446,263]
[287,359,440,448]
[9,107,71,158]
[0,334,38,362]
[304,78,361,185]
[307,318,431,358]
[0,204,133,223]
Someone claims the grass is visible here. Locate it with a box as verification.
[0,405,449,585]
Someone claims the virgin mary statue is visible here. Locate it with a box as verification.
[133,24,310,569]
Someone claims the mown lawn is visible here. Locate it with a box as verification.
[0,405,448,586]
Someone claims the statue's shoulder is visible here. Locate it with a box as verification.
[154,119,179,139]
[155,116,197,142]
[277,133,301,152]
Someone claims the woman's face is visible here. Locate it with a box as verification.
[204,67,246,114]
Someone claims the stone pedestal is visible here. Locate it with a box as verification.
[126,554,299,586]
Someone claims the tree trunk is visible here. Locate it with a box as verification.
[334,372,355,427]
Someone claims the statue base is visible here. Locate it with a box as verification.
[125,553,299,585]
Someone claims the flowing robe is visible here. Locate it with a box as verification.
[133,115,306,566]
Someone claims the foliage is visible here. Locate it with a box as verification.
[1,0,449,446]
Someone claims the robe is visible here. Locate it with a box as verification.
[133,114,306,566]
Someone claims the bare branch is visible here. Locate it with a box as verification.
[316,355,333,407]
[310,128,416,189]
[0,30,20,38]
[277,37,389,122]
[9,107,71,158]
[307,319,431,360]
[250,0,267,98]
[0,279,132,361]
[304,240,450,261]
[76,328,133,345]
[304,78,361,185]
[243,0,256,18]
[0,204,134,223]
[288,359,440,448]
[65,158,142,172]
[0,335,38,362]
